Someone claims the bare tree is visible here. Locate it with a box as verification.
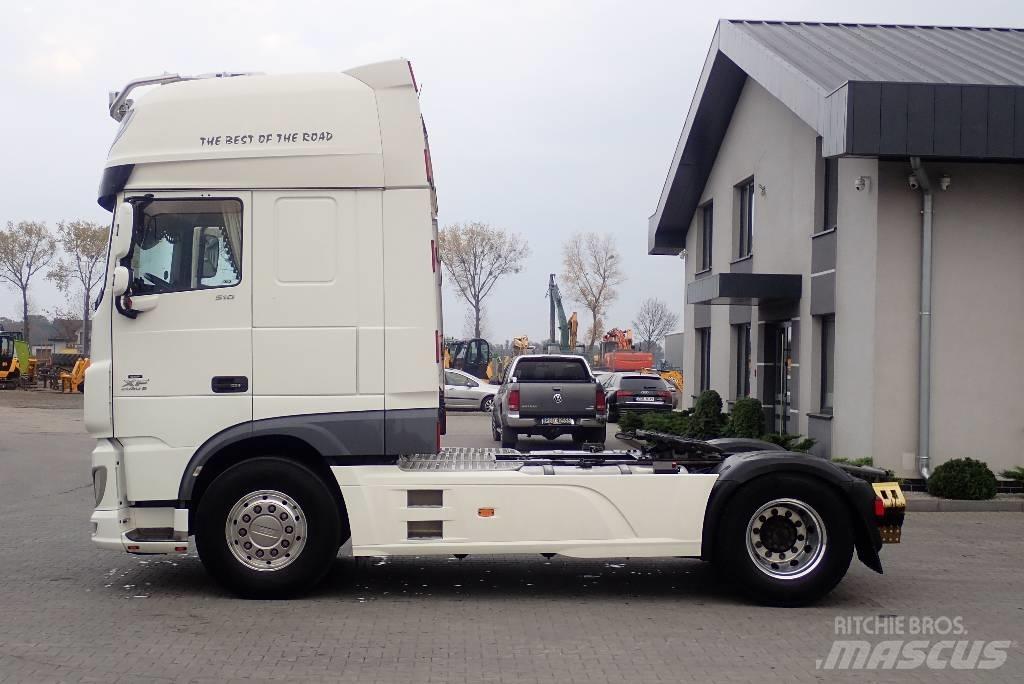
[438,221,529,339]
[561,233,625,350]
[48,220,109,356]
[632,298,679,351]
[0,221,57,345]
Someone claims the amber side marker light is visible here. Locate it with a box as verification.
[478,508,495,518]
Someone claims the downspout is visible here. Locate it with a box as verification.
[910,157,932,479]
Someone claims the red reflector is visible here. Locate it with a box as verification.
[175,546,188,553]
[509,389,521,412]
[596,386,607,412]
[127,545,139,551]
[436,330,441,363]
[874,497,886,518]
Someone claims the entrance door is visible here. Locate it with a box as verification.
[763,322,792,434]
[110,193,253,502]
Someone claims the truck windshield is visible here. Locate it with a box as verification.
[514,359,590,382]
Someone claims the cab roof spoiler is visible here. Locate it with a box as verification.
[107,72,258,122]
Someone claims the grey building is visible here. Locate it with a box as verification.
[650,20,1024,477]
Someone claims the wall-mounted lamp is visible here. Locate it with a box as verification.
[940,174,951,191]
[854,176,871,192]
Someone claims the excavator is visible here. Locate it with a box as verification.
[545,274,586,355]
[599,328,655,372]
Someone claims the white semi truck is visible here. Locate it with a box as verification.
[87,60,904,605]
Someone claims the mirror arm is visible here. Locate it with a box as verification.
[115,293,139,320]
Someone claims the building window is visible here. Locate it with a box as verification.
[822,157,838,232]
[736,178,754,258]
[820,315,835,412]
[734,323,751,398]
[698,327,712,393]
[698,202,713,272]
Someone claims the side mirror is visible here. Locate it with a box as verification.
[199,231,220,280]
[111,202,134,260]
[111,266,130,297]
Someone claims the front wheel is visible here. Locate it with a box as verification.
[195,457,344,598]
[714,474,853,606]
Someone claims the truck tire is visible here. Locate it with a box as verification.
[500,426,517,449]
[714,473,853,606]
[583,426,606,446]
[195,456,344,598]
[491,414,501,442]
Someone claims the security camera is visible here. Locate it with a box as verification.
[908,174,919,190]
[940,174,951,191]
[854,176,870,192]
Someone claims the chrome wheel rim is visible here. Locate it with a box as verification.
[745,498,827,580]
[482,397,494,412]
[225,489,307,571]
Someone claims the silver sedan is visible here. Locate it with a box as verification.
[443,368,496,412]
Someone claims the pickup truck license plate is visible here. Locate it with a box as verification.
[540,417,574,425]
[635,397,659,403]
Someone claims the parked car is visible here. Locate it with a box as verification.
[602,372,675,423]
[443,369,495,412]
[491,354,606,448]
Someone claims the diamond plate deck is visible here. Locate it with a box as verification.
[399,448,524,471]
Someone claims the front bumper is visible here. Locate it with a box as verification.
[90,438,190,555]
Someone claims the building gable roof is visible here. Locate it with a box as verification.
[650,20,1024,254]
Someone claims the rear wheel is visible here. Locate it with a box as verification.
[500,426,517,449]
[480,396,494,413]
[714,474,853,606]
[491,413,501,441]
[196,457,344,598]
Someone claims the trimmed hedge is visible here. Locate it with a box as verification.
[724,398,764,438]
[927,458,997,500]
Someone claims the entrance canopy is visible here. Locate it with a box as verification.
[686,273,801,306]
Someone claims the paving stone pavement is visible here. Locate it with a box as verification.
[0,394,1021,683]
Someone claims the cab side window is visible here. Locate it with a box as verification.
[128,198,242,296]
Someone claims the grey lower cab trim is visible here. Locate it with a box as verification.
[97,164,134,211]
[178,408,437,501]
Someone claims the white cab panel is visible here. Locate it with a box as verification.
[337,467,718,558]
[252,190,384,418]
[383,189,441,411]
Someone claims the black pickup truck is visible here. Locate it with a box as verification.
[490,355,607,448]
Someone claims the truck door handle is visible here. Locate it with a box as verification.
[212,376,248,393]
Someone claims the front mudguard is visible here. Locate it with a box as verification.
[701,451,883,573]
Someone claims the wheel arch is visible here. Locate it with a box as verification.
[180,425,351,535]
[701,452,883,572]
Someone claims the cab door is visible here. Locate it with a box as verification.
[110,192,252,502]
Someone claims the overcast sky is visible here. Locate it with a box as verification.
[2,0,1022,342]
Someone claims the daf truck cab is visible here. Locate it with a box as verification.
[88,60,903,604]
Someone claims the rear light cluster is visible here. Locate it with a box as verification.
[435,330,441,364]
[657,390,672,400]
[508,389,521,413]
[596,386,607,413]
